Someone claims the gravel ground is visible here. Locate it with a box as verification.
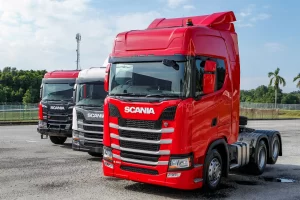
[0,120,300,200]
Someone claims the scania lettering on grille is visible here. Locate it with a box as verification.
[50,106,64,110]
[124,106,155,114]
[87,113,104,118]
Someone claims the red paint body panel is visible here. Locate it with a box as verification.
[43,70,80,79]
[103,11,240,190]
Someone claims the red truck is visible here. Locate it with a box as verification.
[102,11,282,191]
[37,70,80,145]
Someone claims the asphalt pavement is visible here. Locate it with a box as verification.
[0,120,300,200]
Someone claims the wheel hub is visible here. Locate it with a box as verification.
[208,158,222,186]
[273,140,279,159]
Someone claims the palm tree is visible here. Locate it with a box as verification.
[268,68,286,108]
[293,73,300,89]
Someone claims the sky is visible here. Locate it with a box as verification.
[0,0,299,92]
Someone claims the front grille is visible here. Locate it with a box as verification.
[121,151,159,162]
[120,141,159,151]
[48,115,68,121]
[119,118,161,130]
[119,130,161,141]
[84,142,103,148]
[84,133,103,140]
[83,125,103,132]
[120,165,158,175]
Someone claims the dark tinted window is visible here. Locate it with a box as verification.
[195,57,226,95]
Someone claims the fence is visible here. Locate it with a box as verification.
[240,102,300,110]
[0,103,39,122]
[0,102,299,122]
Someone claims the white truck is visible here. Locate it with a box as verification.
[72,67,107,156]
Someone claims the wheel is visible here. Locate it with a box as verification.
[203,149,223,191]
[268,135,280,164]
[49,136,67,145]
[248,140,268,175]
[88,152,102,157]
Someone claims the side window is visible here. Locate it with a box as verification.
[195,57,226,95]
[216,59,226,90]
[195,58,205,96]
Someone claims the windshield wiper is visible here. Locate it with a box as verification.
[110,93,144,97]
[77,104,103,107]
[145,94,180,98]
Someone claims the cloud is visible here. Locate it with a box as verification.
[166,0,188,8]
[250,13,270,22]
[237,4,270,28]
[183,5,195,11]
[264,42,285,53]
[0,0,162,71]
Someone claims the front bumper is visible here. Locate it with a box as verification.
[102,159,204,190]
[72,139,103,154]
[37,127,72,137]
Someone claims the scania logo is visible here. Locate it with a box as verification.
[124,106,155,114]
[50,106,64,110]
[87,113,104,118]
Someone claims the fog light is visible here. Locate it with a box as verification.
[103,146,113,161]
[167,172,181,178]
[104,160,114,169]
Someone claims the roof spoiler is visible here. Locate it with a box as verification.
[147,11,236,29]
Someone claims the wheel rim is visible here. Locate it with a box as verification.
[208,158,222,186]
[258,147,266,169]
[272,139,279,159]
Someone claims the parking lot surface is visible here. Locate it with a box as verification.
[0,120,300,200]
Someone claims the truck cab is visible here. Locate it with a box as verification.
[37,70,80,145]
[72,67,107,156]
[102,11,282,191]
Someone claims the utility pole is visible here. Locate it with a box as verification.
[76,33,81,70]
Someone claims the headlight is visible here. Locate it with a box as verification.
[103,146,113,162]
[168,155,193,171]
[38,120,47,128]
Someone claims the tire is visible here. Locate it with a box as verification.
[268,135,280,164]
[203,149,223,191]
[88,152,102,157]
[49,136,67,145]
[248,140,267,175]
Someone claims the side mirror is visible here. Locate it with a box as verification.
[203,60,217,94]
[104,63,111,92]
[72,84,77,103]
[39,84,43,99]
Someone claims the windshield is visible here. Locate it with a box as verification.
[109,62,187,97]
[76,81,106,107]
[42,83,74,101]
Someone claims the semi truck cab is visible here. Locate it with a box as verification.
[102,11,282,191]
[37,70,80,145]
[72,67,107,156]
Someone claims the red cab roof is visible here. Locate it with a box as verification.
[44,70,80,79]
[112,11,237,57]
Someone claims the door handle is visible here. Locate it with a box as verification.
[211,118,218,127]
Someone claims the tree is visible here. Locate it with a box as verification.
[294,73,300,89]
[268,68,286,108]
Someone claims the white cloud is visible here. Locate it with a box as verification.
[237,4,270,28]
[250,13,270,22]
[264,42,285,53]
[166,0,188,8]
[0,0,162,71]
[183,5,195,11]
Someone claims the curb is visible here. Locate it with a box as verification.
[247,118,300,121]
